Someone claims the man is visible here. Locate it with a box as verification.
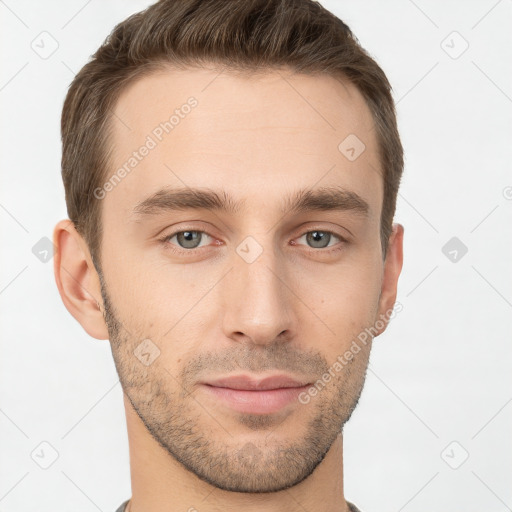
[53,0,404,510]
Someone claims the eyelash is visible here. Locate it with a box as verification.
[159,227,348,256]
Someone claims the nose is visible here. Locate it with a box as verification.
[221,240,297,347]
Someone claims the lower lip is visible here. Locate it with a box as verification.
[201,384,310,414]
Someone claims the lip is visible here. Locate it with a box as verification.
[204,374,310,390]
[200,374,311,414]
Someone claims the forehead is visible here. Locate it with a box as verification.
[105,66,382,219]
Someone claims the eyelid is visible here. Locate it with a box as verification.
[294,225,349,242]
[291,229,348,255]
[160,227,217,248]
[293,222,352,241]
[294,230,343,244]
[159,224,349,256]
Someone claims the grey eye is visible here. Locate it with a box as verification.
[175,231,203,249]
[305,231,333,249]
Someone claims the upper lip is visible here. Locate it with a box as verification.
[202,374,310,391]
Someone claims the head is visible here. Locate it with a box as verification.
[55,0,404,494]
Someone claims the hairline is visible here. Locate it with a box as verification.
[92,63,389,272]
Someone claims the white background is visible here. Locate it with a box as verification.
[1,1,511,510]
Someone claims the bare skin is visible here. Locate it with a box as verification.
[54,66,403,512]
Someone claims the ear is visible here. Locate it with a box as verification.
[53,219,109,340]
[374,223,404,336]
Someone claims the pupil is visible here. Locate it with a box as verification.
[178,231,200,248]
[308,231,329,248]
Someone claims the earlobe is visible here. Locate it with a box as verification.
[375,223,404,336]
[53,219,109,340]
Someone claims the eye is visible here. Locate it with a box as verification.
[162,230,213,250]
[295,230,345,250]
[159,227,347,256]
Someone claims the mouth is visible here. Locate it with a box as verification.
[199,374,312,415]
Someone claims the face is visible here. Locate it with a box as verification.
[96,66,397,492]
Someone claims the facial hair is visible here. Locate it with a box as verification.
[99,273,371,493]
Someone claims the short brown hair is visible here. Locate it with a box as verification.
[61,0,403,267]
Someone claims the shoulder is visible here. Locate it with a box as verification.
[115,499,130,512]
[347,501,363,512]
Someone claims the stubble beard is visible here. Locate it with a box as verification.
[99,276,370,493]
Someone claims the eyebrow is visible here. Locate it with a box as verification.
[132,185,369,219]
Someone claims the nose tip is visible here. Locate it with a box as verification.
[222,251,296,347]
[231,327,290,347]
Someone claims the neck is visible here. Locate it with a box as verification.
[124,394,349,512]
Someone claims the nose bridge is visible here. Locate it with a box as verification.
[222,234,295,345]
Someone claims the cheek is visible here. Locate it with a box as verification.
[101,252,216,369]
[101,227,383,343]
[101,238,167,318]
[297,258,382,354]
